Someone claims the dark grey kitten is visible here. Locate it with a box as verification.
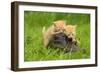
[48,32,80,52]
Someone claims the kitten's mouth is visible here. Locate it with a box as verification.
[68,38,72,41]
[68,37,72,41]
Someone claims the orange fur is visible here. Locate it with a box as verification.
[53,20,66,31]
[64,25,78,43]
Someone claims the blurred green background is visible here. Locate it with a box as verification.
[24,11,90,61]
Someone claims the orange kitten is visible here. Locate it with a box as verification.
[64,25,77,42]
[53,20,66,32]
[42,20,66,47]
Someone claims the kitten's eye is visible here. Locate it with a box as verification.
[62,29,65,31]
[72,34,75,36]
[55,28,60,32]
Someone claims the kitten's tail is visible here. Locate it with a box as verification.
[42,26,46,35]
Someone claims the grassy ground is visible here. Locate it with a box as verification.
[24,11,90,61]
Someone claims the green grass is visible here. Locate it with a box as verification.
[24,11,90,61]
